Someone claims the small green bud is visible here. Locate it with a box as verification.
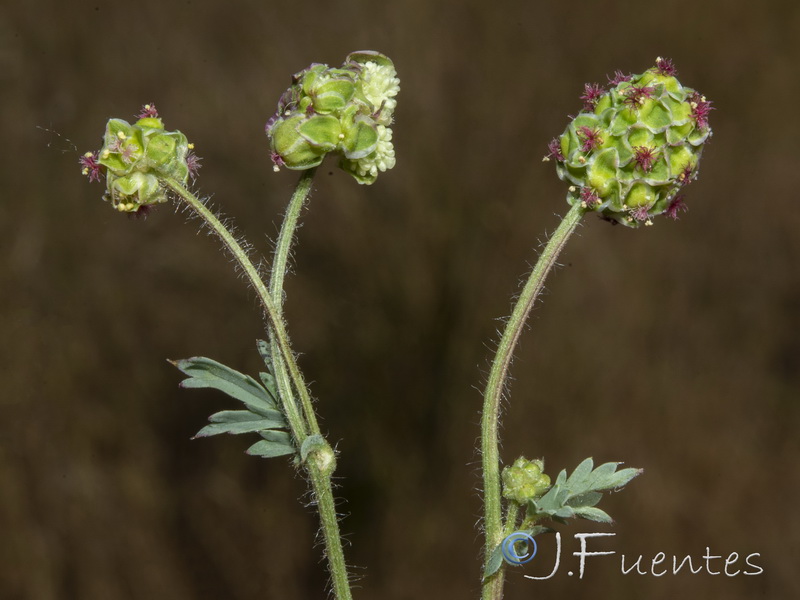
[502,457,551,505]
[81,105,198,214]
[546,58,712,226]
[266,51,399,184]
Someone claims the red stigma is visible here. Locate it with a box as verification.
[623,85,656,110]
[271,151,286,168]
[79,151,103,183]
[577,126,603,152]
[630,205,651,222]
[678,164,695,186]
[579,187,601,207]
[665,195,688,220]
[607,70,632,86]
[186,152,202,179]
[689,92,713,129]
[137,103,159,119]
[547,138,565,161]
[580,83,604,111]
[655,58,678,77]
[632,146,658,173]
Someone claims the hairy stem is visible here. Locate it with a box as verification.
[502,502,520,538]
[269,168,321,435]
[268,170,353,600]
[481,203,584,600]
[164,178,310,442]
[165,176,353,600]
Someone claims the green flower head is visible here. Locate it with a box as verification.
[266,51,400,185]
[545,58,712,227]
[80,104,200,214]
[502,457,551,505]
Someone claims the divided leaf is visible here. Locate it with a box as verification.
[171,356,277,416]
[193,410,286,438]
[171,345,297,459]
[247,430,296,458]
[531,457,641,524]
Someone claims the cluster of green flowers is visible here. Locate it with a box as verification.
[80,105,197,214]
[546,58,712,227]
[502,457,551,505]
[79,51,400,211]
[265,51,400,184]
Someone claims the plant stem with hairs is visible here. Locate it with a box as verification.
[480,203,584,600]
[164,175,353,600]
[479,58,712,599]
[80,49,401,599]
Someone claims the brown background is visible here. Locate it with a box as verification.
[2,0,799,598]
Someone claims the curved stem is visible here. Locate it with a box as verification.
[268,170,354,600]
[165,176,353,600]
[481,203,584,600]
[164,178,310,444]
[269,168,321,435]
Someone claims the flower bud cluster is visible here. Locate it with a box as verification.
[502,457,551,505]
[546,58,712,227]
[80,105,197,214]
[266,51,400,185]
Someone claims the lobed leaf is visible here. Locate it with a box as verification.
[573,506,613,523]
[246,439,296,458]
[531,458,641,523]
[194,416,287,438]
[171,356,277,416]
[174,349,297,460]
[209,408,284,424]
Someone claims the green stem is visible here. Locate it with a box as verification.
[481,203,584,600]
[269,168,321,435]
[268,170,353,600]
[503,502,520,538]
[308,457,352,600]
[164,176,353,600]
[163,178,309,442]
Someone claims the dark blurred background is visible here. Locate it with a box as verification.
[2,0,799,598]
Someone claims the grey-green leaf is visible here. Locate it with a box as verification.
[259,430,293,445]
[567,491,603,508]
[592,466,642,491]
[209,408,285,424]
[573,506,613,523]
[483,544,505,580]
[552,506,575,519]
[171,356,277,416]
[586,461,619,486]
[256,339,273,369]
[246,439,296,458]
[531,458,641,521]
[567,457,594,488]
[194,417,287,438]
[533,486,561,513]
[259,372,278,400]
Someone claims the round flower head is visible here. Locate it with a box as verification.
[80,105,199,214]
[502,457,551,505]
[546,58,712,227]
[266,51,400,185]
